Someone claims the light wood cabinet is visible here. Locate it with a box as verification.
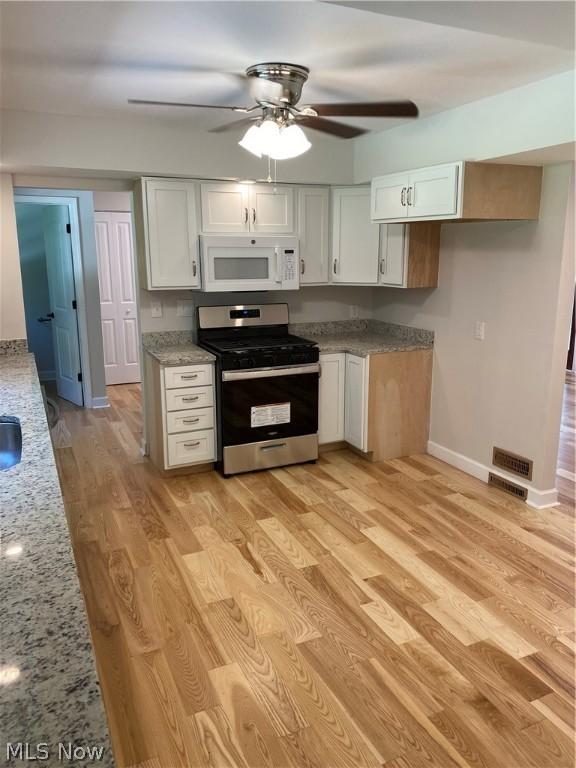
[135,178,200,290]
[367,349,432,461]
[318,353,345,444]
[144,354,216,472]
[331,187,379,284]
[298,187,330,284]
[378,222,440,289]
[371,161,542,223]
[344,353,369,451]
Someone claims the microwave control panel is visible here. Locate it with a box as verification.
[282,248,298,286]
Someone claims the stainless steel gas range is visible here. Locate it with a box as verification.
[197,303,319,476]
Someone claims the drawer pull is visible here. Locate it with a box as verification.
[182,395,200,402]
[182,417,200,424]
[180,374,198,380]
[183,440,201,448]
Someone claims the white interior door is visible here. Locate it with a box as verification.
[42,205,83,405]
[95,211,141,386]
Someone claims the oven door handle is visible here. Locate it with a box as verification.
[222,363,320,382]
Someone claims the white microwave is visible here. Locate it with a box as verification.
[199,235,299,292]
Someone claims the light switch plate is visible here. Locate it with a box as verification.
[150,300,163,318]
[177,300,194,317]
[474,320,486,341]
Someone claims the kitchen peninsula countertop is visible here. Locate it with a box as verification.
[290,319,434,356]
[0,353,113,766]
[143,331,216,366]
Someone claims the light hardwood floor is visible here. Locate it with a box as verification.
[557,371,575,506]
[52,384,575,768]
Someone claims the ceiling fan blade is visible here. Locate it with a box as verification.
[309,101,419,118]
[128,99,252,112]
[209,116,261,134]
[297,116,366,139]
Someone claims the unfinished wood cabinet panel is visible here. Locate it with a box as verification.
[406,221,441,288]
[461,162,542,220]
[367,349,432,461]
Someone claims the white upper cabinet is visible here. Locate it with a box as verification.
[200,182,295,234]
[331,187,380,284]
[250,184,295,233]
[201,183,249,232]
[372,163,460,222]
[372,161,542,223]
[297,187,330,284]
[141,179,200,290]
[378,224,405,286]
[408,164,459,219]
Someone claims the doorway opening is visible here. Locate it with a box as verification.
[15,199,85,406]
[557,289,575,505]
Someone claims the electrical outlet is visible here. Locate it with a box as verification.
[177,300,194,317]
[474,320,486,341]
[150,300,163,318]
[349,305,359,319]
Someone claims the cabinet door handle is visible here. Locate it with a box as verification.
[252,208,256,224]
[192,260,197,277]
[401,187,406,206]
[182,417,200,425]
[244,207,249,224]
[407,187,413,206]
[300,258,305,275]
[180,374,198,380]
[380,259,386,275]
[333,258,338,275]
[182,395,199,402]
[183,440,200,448]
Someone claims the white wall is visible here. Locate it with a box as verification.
[140,286,374,334]
[0,174,27,341]
[14,203,56,376]
[372,163,574,496]
[93,191,132,212]
[1,110,355,185]
[354,70,575,182]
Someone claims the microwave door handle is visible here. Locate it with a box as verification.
[275,247,282,283]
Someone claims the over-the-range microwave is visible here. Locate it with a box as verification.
[199,235,299,292]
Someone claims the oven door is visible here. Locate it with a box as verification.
[221,364,319,447]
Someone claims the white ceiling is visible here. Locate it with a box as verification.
[1,1,574,136]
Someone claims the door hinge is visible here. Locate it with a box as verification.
[77,372,83,383]
[72,299,77,310]
[66,223,71,234]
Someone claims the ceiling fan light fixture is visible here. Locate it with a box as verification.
[238,124,263,157]
[239,119,311,160]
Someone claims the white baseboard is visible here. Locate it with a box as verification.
[89,396,109,409]
[427,440,559,510]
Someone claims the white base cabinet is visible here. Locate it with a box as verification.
[318,352,368,451]
[318,353,345,444]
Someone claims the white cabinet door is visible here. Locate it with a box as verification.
[318,353,345,444]
[297,187,329,284]
[249,185,295,233]
[408,163,459,219]
[344,353,368,451]
[371,172,410,221]
[145,179,200,289]
[331,187,379,284]
[378,223,406,287]
[95,211,141,385]
[200,183,249,233]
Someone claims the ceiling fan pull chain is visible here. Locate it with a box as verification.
[267,154,272,184]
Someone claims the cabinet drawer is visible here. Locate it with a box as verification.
[167,429,215,467]
[165,385,214,411]
[164,364,213,389]
[166,407,214,434]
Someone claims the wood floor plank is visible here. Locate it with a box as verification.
[52,383,575,768]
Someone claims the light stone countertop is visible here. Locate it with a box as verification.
[290,319,434,357]
[0,353,114,766]
[143,331,216,366]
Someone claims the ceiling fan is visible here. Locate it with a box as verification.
[128,62,419,158]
